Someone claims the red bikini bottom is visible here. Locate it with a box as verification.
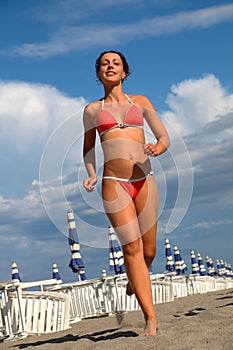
[118,178,146,200]
[102,171,154,200]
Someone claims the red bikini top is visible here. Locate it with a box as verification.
[96,94,144,137]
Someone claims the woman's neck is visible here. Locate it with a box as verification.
[103,85,127,103]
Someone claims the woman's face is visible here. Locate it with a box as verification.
[97,52,126,85]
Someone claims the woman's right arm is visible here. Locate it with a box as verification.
[83,105,98,192]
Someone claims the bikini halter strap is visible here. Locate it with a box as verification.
[101,94,133,107]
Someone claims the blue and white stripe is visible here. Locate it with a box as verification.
[68,209,87,280]
[190,249,200,275]
[165,238,175,272]
[173,245,187,275]
[109,226,125,274]
[197,253,206,275]
[52,262,62,283]
[11,261,21,282]
[206,255,215,276]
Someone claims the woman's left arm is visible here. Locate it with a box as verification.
[138,95,170,157]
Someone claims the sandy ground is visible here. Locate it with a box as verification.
[1,288,232,350]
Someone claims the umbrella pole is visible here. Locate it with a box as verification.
[77,272,80,281]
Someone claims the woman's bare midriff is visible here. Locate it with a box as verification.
[100,129,152,179]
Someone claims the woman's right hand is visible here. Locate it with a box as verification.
[83,176,98,192]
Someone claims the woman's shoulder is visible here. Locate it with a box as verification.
[85,99,102,111]
[127,94,154,109]
[84,100,102,119]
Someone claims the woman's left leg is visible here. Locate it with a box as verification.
[117,176,159,335]
[135,174,159,269]
[121,237,159,336]
[132,174,159,335]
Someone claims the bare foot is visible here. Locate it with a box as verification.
[140,319,160,336]
[126,281,134,296]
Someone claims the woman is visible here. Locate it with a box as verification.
[83,50,170,336]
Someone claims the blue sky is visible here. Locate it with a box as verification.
[0,0,233,283]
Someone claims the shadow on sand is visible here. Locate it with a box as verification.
[13,328,138,348]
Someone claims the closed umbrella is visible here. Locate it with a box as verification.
[197,253,206,275]
[216,259,225,276]
[67,209,87,281]
[190,249,200,275]
[109,226,125,274]
[227,263,233,278]
[11,261,21,282]
[165,238,175,272]
[173,245,187,275]
[220,259,227,276]
[224,262,230,277]
[206,256,216,276]
[52,262,62,283]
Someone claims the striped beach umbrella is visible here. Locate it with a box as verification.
[224,262,231,277]
[190,249,200,275]
[109,226,125,274]
[220,259,227,276]
[216,259,225,277]
[68,209,87,281]
[206,256,216,276]
[165,238,175,272]
[197,253,206,275]
[216,259,221,275]
[52,262,62,283]
[11,261,21,281]
[173,245,187,275]
[226,263,233,278]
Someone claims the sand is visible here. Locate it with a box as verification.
[1,288,232,350]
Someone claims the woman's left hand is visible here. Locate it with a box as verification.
[143,143,159,157]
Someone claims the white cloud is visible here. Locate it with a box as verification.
[0,233,32,249]
[28,0,140,23]
[0,170,108,250]
[0,185,44,220]
[4,4,233,58]
[0,81,86,196]
[162,74,233,136]
[38,170,108,247]
[0,80,85,154]
[186,219,233,230]
[157,74,233,220]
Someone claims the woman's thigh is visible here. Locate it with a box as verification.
[102,179,141,245]
[135,175,159,238]
[102,176,158,245]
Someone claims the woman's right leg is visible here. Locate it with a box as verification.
[102,179,158,335]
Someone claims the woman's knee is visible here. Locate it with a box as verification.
[123,239,142,258]
[145,245,156,261]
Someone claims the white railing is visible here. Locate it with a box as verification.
[162,274,233,298]
[0,280,27,342]
[1,274,232,342]
[48,277,115,322]
[0,278,69,342]
[48,273,233,322]
[9,291,70,334]
[48,274,175,321]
